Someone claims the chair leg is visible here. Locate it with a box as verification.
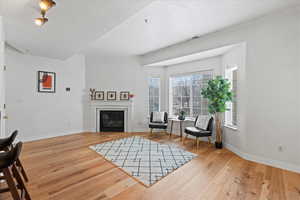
[208,136,211,144]
[2,168,21,200]
[150,128,153,135]
[183,134,188,144]
[12,165,32,200]
[16,158,29,182]
[164,129,168,135]
[196,138,199,149]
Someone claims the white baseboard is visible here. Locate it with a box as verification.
[224,143,300,174]
[20,130,86,142]
[131,127,149,133]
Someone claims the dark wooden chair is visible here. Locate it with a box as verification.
[184,116,214,148]
[0,142,32,200]
[149,112,168,134]
[0,131,29,182]
[0,130,18,150]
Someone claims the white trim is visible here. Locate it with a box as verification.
[224,143,300,174]
[168,69,213,78]
[225,66,238,127]
[224,124,238,131]
[20,130,86,142]
[143,45,236,67]
[148,76,161,114]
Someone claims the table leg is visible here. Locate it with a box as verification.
[170,121,173,138]
[180,121,183,140]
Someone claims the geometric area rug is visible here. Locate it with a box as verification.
[90,136,197,187]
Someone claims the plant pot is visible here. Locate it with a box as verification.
[178,116,185,120]
[215,142,223,149]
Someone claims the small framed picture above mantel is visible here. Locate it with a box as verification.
[94,91,104,100]
[37,71,56,93]
[107,91,117,100]
[120,91,130,100]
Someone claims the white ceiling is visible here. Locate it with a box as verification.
[1,0,154,59]
[86,0,300,56]
[1,0,299,59]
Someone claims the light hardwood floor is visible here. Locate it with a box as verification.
[1,132,300,200]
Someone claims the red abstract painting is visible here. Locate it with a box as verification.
[38,71,56,93]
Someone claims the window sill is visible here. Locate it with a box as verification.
[224,124,238,131]
[169,116,196,121]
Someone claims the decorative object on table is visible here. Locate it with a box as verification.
[89,88,96,100]
[107,91,117,100]
[37,71,56,93]
[90,136,197,187]
[129,94,134,99]
[184,115,214,149]
[178,110,186,120]
[201,76,233,149]
[94,91,104,100]
[120,91,130,100]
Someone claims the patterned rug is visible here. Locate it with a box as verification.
[90,136,197,187]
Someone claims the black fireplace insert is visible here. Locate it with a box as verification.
[100,110,125,132]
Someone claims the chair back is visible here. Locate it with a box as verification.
[0,142,23,169]
[207,117,214,132]
[0,130,18,149]
[194,115,214,131]
[150,112,168,123]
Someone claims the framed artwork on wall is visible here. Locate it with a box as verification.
[95,91,104,100]
[120,91,130,100]
[37,71,56,93]
[107,91,117,100]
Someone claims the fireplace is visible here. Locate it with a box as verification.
[91,101,132,132]
[100,110,125,132]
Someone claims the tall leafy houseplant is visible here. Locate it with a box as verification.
[201,76,233,149]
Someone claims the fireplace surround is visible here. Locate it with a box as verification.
[89,100,133,132]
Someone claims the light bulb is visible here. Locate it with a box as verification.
[35,17,48,26]
[39,0,56,11]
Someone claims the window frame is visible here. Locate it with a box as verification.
[225,66,238,129]
[168,70,213,119]
[148,76,161,115]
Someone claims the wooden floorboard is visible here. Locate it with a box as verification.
[1,132,299,200]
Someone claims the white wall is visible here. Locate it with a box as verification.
[221,44,247,153]
[0,16,5,137]
[84,54,222,134]
[5,49,86,141]
[84,54,158,132]
[141,7,300,172]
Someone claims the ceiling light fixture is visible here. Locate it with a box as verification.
[34,0,56,26]
[39,0,56,11]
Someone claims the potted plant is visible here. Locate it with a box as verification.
[178,110,186,120]
[201,76,233,149]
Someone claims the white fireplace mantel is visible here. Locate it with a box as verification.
[89,100,133,132]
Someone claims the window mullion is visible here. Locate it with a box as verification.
[190,78,193,117]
